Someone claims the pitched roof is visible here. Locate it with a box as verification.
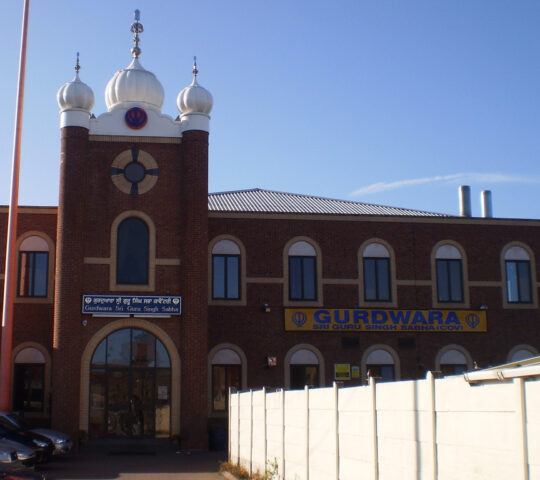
[208,188,447,217]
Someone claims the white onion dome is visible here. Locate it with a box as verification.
[104,10,164,112]
[105,57,165,111]
[177,61,213,115]
[57,59,95,112]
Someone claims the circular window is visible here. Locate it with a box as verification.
[110,149,159,195]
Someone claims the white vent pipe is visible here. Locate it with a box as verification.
[459,185,472,217]
[481,190,493,218]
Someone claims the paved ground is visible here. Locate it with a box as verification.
[34,440,227,480]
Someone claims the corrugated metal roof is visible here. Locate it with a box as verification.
[208,188,448,217]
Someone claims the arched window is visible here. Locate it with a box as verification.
[117,217,149,285]
[508,345,538,363]
[504,246,532,304]
[363,243,391,302]
[435,244,464,303]
[18,236,49,297]
[289,348,320,389]
[212,240,241,300]
[436,345,472,375]
[365,348,396,382]
[211,348,242,412]
[89,328,171,438]
[288,241,317,301]
[13,347,46,412]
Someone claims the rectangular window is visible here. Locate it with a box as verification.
[364,258,391,301]
[212,255,240,299]
[212,365,241,412]
[289,256,317,301]
[18,251,48,297]
[506,260,532,303]
[366,364,395,382]
[290,365,319,389]
[436,259,463,303]
[13,364,45,412]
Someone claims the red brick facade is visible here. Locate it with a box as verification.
[0,119,539,451]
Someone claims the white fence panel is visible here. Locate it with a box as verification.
[228,373,540,480]
[338,385,375,480]
[436,376,519,480]
[266,390,284,476]
[525,379,540,479]
[284,389,308,480]
[308,387,336,480]
[229,392,240,464]
[238,392,253,470]
[251,389,267,475]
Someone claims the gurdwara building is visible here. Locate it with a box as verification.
[1,13,538,449]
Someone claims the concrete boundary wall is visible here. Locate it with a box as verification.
[228,372,540,480]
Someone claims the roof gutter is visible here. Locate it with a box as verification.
[464,365,540,383]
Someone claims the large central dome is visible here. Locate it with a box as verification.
[104,9,164,112]
[105,57,164,111]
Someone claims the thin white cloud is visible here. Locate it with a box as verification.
[350,173,540,196]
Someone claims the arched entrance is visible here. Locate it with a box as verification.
[88,328,171,438]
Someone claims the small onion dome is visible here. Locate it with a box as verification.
[105,57,165,111]
[57,70,95,112]
[177,59,213,115]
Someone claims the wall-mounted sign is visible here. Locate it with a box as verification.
[335,364,351,381]
[82,295,181,315]
[285,308,487,332]
[351,366,360,379]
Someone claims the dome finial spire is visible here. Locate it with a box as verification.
[192,56,198,77]
[130,9,144,58]
[75,52,80,76]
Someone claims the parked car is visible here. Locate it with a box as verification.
[0,467,46,479]
[0,440,36,467]
[0,443,18,466]
[0,414,72,457]
[0,423,53,464]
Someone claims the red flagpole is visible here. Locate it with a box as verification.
[0,0,30,411]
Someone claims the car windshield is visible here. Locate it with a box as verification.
[6,413,29,429]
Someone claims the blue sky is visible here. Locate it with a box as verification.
[1,1,539,219]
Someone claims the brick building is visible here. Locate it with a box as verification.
[1,14,539,449]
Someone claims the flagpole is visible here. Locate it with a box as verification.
[0,0,30,411]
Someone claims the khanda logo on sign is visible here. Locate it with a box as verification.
[466,313,480,329]
[125,107,148,129]
[292,311,307,328]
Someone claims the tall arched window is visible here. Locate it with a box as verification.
[13,347,46,412]
[436,346,471,375]
[211,348,242,412]
[212,240,241,300]
[364,348,396,382]
[363,243,391,302]
[288,241,317,301]
[117,218,149,285]
[18,236,49,297]
[435,244,464,303]
[504,246,532,304]
[289,348,320,389]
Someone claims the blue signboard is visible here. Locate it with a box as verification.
[82,295,181,315]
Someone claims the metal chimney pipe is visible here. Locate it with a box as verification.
[459,185,472,217]
[481,190,493,218]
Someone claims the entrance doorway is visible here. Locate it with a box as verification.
[89,328,171,438]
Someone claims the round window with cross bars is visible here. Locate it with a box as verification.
[110,149,159,195]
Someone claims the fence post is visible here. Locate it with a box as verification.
[281,388,285,480]
[305,385,310,480]
[427,371,437,480]
[250,389,254,476]
[263,387,267,475]
[369,376,378,480]
[234,389,240,465]
[334,382,340,480]
[516,378,529,480]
